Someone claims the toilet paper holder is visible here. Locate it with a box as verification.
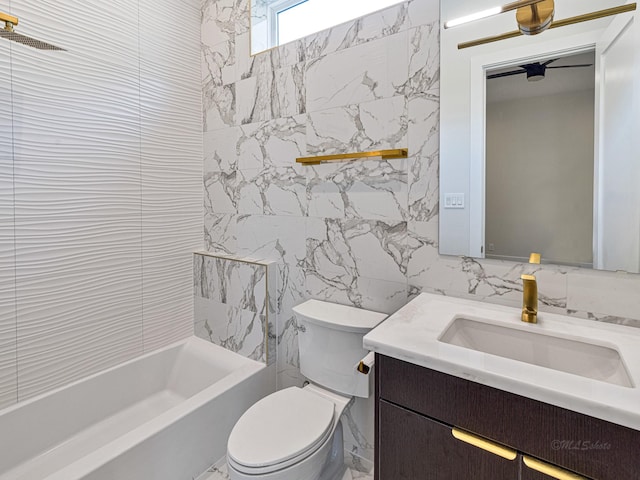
[356,352,375,375]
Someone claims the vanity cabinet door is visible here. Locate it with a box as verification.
[378,400,519,480]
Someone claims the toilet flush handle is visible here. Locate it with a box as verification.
[356,352,375,375]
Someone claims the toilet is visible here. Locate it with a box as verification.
[226,299,387,480]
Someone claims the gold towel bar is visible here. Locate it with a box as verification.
[459,3,637,49]
[296,148,408,165]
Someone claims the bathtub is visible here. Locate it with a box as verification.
[0,337,273,480]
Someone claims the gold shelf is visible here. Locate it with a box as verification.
[296,148,408,165]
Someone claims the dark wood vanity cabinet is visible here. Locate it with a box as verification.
[378,400,520,479]
[375,354,640,480]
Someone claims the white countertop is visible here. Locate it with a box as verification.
[363,293,640,430]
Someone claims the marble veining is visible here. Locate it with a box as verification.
[201,0,640,467]
[307,159,407,221]
[306,96,408,157]
[193,252,276,364]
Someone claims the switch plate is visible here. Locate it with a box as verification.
[444,193,465,209]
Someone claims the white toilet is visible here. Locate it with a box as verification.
[226,299,387,480]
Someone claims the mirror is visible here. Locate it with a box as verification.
[439,0,640,273]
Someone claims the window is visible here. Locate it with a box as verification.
[251,0,403,54]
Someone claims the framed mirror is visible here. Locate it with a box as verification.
[439,0,640,273]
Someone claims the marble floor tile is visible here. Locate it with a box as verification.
[195,459,373,480]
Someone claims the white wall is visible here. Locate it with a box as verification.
[597,10,640,272]
[0,0,202,408]
[486,90,594,266]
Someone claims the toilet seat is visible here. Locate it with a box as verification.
[227,387,336,475]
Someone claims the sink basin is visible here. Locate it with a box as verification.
[439,317,634,388]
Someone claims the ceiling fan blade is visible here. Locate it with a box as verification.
[547,64,594,69]
[541,58,557,66]
[487,70,528,79]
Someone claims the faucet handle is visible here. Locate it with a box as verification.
[529,252,541,264]
[521,274,538,324]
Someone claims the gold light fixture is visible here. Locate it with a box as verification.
[444,0,554,33]
[445,1,637,49]
[516,0,554,35]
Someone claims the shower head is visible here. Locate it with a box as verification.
[0,29,66,50]
[1,11,66,51]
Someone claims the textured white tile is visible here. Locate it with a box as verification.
[8,1,138,68]
[140,0,203,352]
[305,31,408,112]
[2,0,201,402]
[142,253,195,352]
[0,40,16,411]
[11,47,145,400]
[567,270,640,321]
[14,221,144,400]
[11,56,140,160]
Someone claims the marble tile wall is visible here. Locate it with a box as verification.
[193,252,277,365]
[194,252,276,364]
[201,0,640,466]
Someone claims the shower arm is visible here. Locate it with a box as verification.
[0,11,19,32]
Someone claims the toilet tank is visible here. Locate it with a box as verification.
[292,299,387,398]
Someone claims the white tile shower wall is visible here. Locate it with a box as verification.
[0,0,202,408]
[194,252,276,364]
[201,0,640,465]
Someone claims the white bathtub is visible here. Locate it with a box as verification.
[0,337,273,480]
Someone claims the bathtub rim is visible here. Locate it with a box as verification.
[0,336,266,480]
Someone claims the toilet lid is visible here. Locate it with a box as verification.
[227,387,335,470]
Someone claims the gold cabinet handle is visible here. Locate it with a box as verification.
[451,428,517,460]
[523,456,588,480]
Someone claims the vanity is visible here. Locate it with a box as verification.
[363,294,640,479]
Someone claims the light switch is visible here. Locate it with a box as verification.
[444,193,465,209]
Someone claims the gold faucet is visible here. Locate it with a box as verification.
[521,253,541,323]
